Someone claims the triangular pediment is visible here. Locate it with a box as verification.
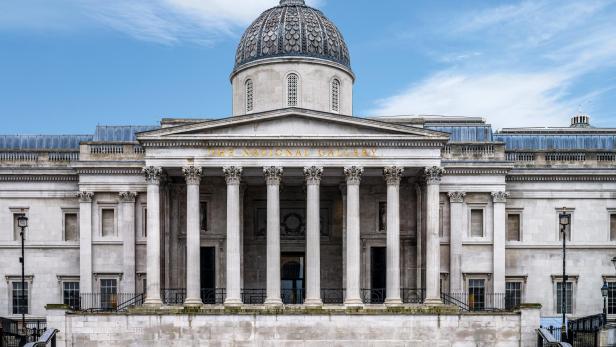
[138,108,449,141]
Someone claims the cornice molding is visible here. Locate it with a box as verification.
[139,139,446,148]
[0,175,78,182]
[75,168,144,175]
[444,168,510,175]
[507,175,616,182]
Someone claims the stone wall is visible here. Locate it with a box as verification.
[46,306,541,347]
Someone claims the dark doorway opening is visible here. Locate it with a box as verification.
[281,252,305,304]
[200,247,216,304]
[370,247,386,304]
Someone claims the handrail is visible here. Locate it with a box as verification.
[24,328,59,347]
[537,328,572,347]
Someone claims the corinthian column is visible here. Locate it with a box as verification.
[304,166,323,307]
[143,166,163,306]
[424,166,444,304]
[344,166,363,307]
[384,166,404,306]
[492,191,509,295]
[448,192,466,293]
[119,192,137,294]
[78,191,94,300]
[223,166,243,307]
[183,166,203,306]
[264,166,283,307]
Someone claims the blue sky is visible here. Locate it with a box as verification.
[0,0,615,134]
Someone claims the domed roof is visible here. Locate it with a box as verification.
[234,0,351,73]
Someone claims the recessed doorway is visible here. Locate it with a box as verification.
[281,253,305,304]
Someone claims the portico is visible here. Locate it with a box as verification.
[137,109,449,308]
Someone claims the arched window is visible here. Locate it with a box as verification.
[331,78,340,112]
[245,79,254,112]
[287,73,299,107]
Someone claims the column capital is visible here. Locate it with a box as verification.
[448,191,466,203]
[143,166,163,185]
[264,166,283,185]
[383,166,404,185]
[304,166,323,185]
[182,166,203,185]
[344,166,364,185]
[77,191,94,203]
[119,192,138,203]
[424,166,445,185]
[492,191,510,203]
[223,166,243,185]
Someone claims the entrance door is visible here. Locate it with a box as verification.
[200,247,216,304]
[281,253,305,304]
[370,247,386,304]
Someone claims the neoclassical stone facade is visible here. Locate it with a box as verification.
[0,2,615,343]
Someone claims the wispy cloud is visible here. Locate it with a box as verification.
[372,0,616,128]
[0,0,325,44]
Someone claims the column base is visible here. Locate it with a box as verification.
[264,298,283,307]
[344,298,364,308]
[224,298,243,307]
[183,298,203,307]
[423,298,443,305]
[384,298,403,307]
[304,298,323,307]
[143,298,163,307]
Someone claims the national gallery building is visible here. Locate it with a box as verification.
[0,0,614,345]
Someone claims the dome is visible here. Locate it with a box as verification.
[234,0,351,74]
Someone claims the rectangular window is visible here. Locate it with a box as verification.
[101,209,115,237]
[468,279,485,311]
[63,282,80,310]
[12,282,29,315]
[505,282,522,309]
[100,279,118,310]
[64,213,79,241]
[611,215,616,241]
[470,209,484,237]
[608,282,616,315]
[556,282,573,314]
[507,214,521,241]
[13,213,25,241]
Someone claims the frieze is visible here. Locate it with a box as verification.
[0,175,78,182]
[140,140,446,148]
[206,147,378,158]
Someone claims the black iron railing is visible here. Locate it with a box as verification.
[79,293,144,312]
[281,288,304,305]
[160,289,226,305]
[241,289,266,305]
[361,288,385,304]
[0,318,47,347]
[566,314,605,346]
[441,292,507,311]
[402,289,425,304]
[321,288,345,304]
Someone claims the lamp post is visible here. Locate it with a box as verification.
[559,210,571,342]
[602,282,609,323]
[16,215,28,332]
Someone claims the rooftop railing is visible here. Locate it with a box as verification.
[506,150,616,167]
[79,142,145,161]
[442,142,506,161]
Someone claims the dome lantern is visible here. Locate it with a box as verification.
[279,0,306,5]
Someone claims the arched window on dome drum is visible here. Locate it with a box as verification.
[287,74,299,107]
[245,79,254,112]
[331,78,340,112]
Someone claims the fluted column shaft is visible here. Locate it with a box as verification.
[264,166,283,306]
[424,166,444,304]
[224,167,243,306]
[119,192,137,294]
[78,192,94,301]
[384,167,403,306]
[448,192,466,293]
[492,192,509,294]
[344,166,363,307]
[304,166,323,307]
[143,167,163,306]
[184,166,203,306]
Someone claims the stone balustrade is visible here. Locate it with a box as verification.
[442,142,506,161]
[79,142,145,161]
[506,150,616,167]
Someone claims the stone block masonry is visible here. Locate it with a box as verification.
[46,306,541,347]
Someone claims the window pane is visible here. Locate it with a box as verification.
[287,74,298,107]
[331,79,340,112]
[468,279,485,311]
[611,215,616,241]
[506,282,522,309]
[471,210,484,237]
[556,282,573,314]
[245,79,254,112]
[12,282,28,315]
[101,209,114,237]
[65,213,79,241]
[63,282,80,310]
[608,282,616,315]
[13,213,25,241]
[143,208,147,238]
[100,279,118,310]
[507,214,521,241]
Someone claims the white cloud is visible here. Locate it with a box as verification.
[0,0,325,44]
[372,0,616,128]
